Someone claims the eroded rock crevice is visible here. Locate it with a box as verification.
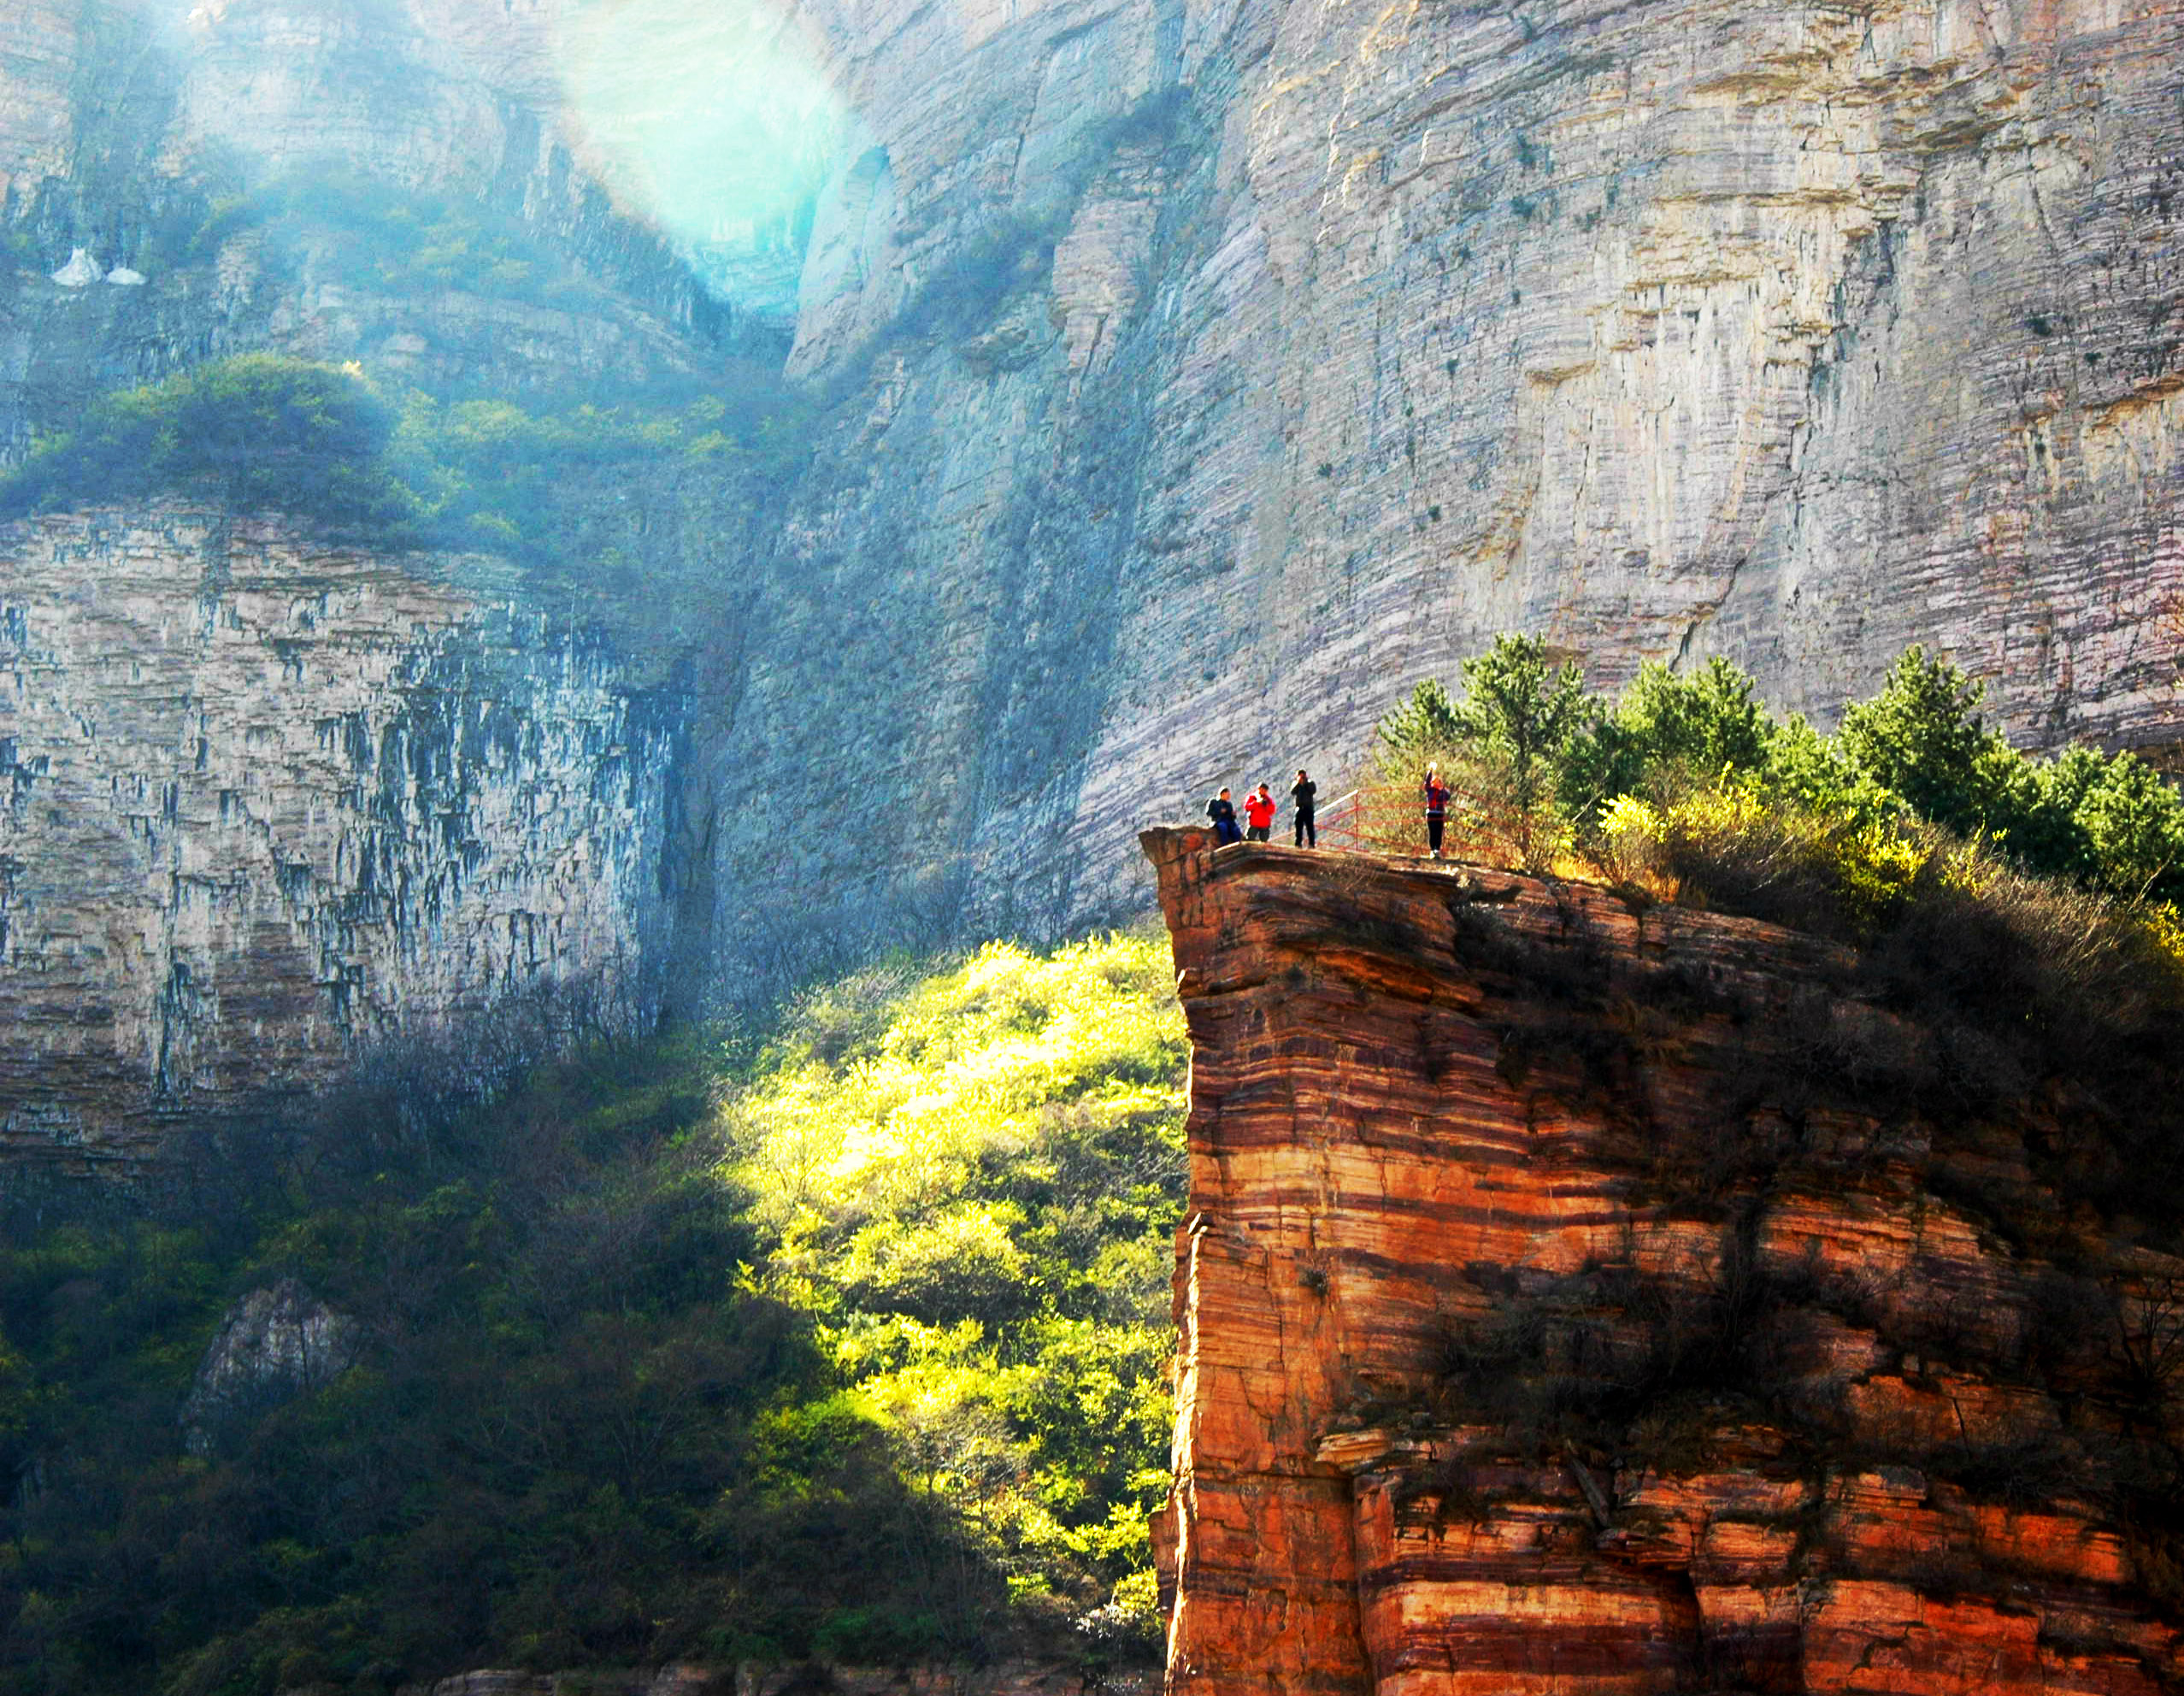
[0,508,689,1173]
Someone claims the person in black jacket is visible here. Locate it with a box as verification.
[1290,769,1316,847]
[1206,787,1243,845]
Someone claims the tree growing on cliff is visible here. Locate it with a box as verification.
[1365,638,2184,932]
[1374,679,1463,764]
[0,355,418,534]
[1563,656,1776,814]
[1368,637,1589,868]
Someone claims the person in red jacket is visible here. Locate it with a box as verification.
[1243,784,1277,841]
[1422,764,1451,858]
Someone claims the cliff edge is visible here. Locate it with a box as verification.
[1144,826,2184,1694]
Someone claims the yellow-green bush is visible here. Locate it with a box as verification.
[718,932,1187,1626]
[0,935,1188,1693]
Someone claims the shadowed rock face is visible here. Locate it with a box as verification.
[1143,826,2184,1695]
[0,509,686,1172]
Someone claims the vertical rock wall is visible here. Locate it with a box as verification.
[7,0,2184,1010]
[1145,826,2184,1695]
[692,0,2184,984]
[0,508,686,1171]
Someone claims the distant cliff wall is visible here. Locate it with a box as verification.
[0,508,687,1172]
[5,0,2183,1006]
[1144,826,2184,1694]
[687,0,2184,984]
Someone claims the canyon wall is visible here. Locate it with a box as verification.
[1144,824,2184,1694]
[6,0,2184,1021]
[677,0,2184,984]
[0,508,688,1172]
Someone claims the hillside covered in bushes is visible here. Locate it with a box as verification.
[0,935,1184,1696]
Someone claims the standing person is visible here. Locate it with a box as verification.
[1422,763,1450,858]
[1290,769,1317,847]
[1243,784,1277,842]
[1207,787,1243,845]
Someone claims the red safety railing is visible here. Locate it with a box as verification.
[1314,778,1511,860]
[1315,788,1368,851]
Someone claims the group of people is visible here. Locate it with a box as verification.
[1206,771,1319,848]
[1205,763,1457,857]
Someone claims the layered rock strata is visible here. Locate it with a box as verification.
[696,0,2184,980]
[9,0,2184,1004]
[0,508,686,1172]
[1145,825,2184,1694]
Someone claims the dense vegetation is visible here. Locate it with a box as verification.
[1371,635,2184,940]
[0,354,812,574]
[0,935,1185,1696]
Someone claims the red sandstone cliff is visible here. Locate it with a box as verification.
[1145,826,2184,1695]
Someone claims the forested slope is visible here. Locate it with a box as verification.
[0,936,1183,1696]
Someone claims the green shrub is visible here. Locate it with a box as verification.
[2,355,417,533]
[1370,637,2184,926]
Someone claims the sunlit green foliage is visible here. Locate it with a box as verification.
[1375,638,2184,920]
[0,355,813,574]
[0,936,1186,1696]
[719,935,1187,1626]
[1368,642,2184,1092]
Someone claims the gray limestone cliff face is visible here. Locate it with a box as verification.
[677,0,2184,986]
[4,0,2184,1022]
[0,509,688,1171]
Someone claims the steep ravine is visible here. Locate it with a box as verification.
[1146,826,2184,1695]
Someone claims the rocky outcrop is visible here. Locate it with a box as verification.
[673,0,2184,986]
[182,1276,359,1453]
[0,508,686,1172]
[1145,826,2184,1694]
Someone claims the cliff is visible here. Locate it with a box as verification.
[9,0,2184,1003]
[692,0,2184,980]
[6,0,2184,1068]
[1144,825,2184,1694]
[0,507,688,1172]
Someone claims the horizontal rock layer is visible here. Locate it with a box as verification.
[1145,825,2184,1694]
[691,0,2184,981]
[0,508,684,1171]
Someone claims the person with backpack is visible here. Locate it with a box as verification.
[1243,784,1277,841]
[1422,764,1450,858]
[1290,770,1316,847]
[1206,787,1243,845]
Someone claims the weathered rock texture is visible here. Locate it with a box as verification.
[0,507,686,1171]
[1145,825,2184,1694]
[8,0,2184,1004]
[181,1275,359,1453]
[668,0,2184,986]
